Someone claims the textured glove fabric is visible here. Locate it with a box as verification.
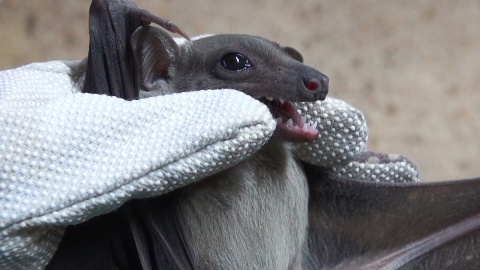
[293,99,419,183]
[292,98,368,167]
[0,61,276,269]
[330,150,420,183]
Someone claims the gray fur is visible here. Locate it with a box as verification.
[132,26,328,101]
[178,142,308,269]
[131,26,326,269]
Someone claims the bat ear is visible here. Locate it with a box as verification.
[131,26,179,90]
[282,46,304,63]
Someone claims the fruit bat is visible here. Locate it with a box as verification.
[46,0,480,269]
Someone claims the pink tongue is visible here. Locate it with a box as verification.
[275,101,319,142]
[278,101,304,126]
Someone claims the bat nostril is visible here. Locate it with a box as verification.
[303,75,329,100]
[304,78,320,91]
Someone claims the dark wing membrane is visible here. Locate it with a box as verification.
[82,0,189,100]
[132,195,196,270]
[302,162,480,269]
[46,205,146,269]
[46,199,195,270]
[82,0,143,100]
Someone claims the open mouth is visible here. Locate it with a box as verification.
[259,97,319,142]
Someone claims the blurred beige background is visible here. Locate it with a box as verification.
[1,0,479,181]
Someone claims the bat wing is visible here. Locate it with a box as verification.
[82,0,189,100]
[302,162,480,269]
[47,196,195,270]
[46,205,148,269]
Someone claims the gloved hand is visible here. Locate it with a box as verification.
[0,61,276,269]
[0,60,420,270]
[292,98,420,183]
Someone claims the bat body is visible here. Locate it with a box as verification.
[49,23,328,270]
[46,1,480,269]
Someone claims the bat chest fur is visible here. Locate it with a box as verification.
[177,141,309,269]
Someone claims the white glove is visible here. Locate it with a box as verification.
[0,61,275,269]
[292,99,419,183]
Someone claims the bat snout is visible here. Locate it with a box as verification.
[302,73,329,101]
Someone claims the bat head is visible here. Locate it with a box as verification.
[131,26,329,142]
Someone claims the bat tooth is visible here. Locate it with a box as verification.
[309,121,318,130]
[303,123,308,131]
[287,119,293,127]
[278,98,285,104]
[266,97,274,101]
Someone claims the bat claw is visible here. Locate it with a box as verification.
[138,8,191,40]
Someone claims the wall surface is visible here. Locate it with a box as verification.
[1,0,479,181]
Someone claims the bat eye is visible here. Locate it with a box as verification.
[221,53,252,71]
